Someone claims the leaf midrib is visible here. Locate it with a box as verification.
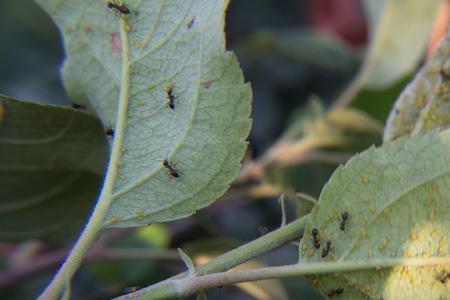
[110,1,206,203]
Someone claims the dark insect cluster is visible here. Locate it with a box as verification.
[163,159,180,178]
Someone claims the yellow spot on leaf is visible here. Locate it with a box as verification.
[428,211,436,221]
[379,239,389,252]
[432,181,438,190]
[361,176,369,185]
[110,214,123,224]
[136,208,144,219]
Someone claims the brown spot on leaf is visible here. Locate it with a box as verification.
[111,32,122,53]
[82,23,90,33]
[203,80,212,89]
[187,17,195,29]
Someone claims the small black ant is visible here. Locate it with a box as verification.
[107,0,130,18]
[440,272,450,284]
[71,102,86,109]
[322,240,332,258]
[327,287,344,297]
[187,17,195,29]
[340,212,349,231]
[163,159,180,178]
[165,82,175,110]
[105,126,115,137]
[312,228,320,249]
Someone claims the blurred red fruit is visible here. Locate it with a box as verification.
[427,0,450,58]
[308,0,368,46]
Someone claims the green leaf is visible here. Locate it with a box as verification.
[178,248,196,275]
[299,131,450,299]
[361,0,439,89]
[294,192,317,218]
[0,95,108,242]
[336,0,439,121]
[384,29,450,141]
[35,0,252,228]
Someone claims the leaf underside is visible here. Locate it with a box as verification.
[0,95,107,242]
[384,29,450,142]
[36,0,252,228]
[300,131,450,299]
[361,0,439,89]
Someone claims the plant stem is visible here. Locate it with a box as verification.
[115,257,450,300]
[114,215,309,299]
[191,215,308,276]
[38,21,131,300]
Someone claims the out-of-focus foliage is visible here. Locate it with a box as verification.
[0,95,107,242]
[258,99,382,197]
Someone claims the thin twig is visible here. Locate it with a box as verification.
[115,257,450,300]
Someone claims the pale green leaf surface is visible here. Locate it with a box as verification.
[0,95,108,241]
[300,131,450,299]
[35,0,252,227]
[361,0,439,89]
[337,0,439,121]
[384,29,450,142]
